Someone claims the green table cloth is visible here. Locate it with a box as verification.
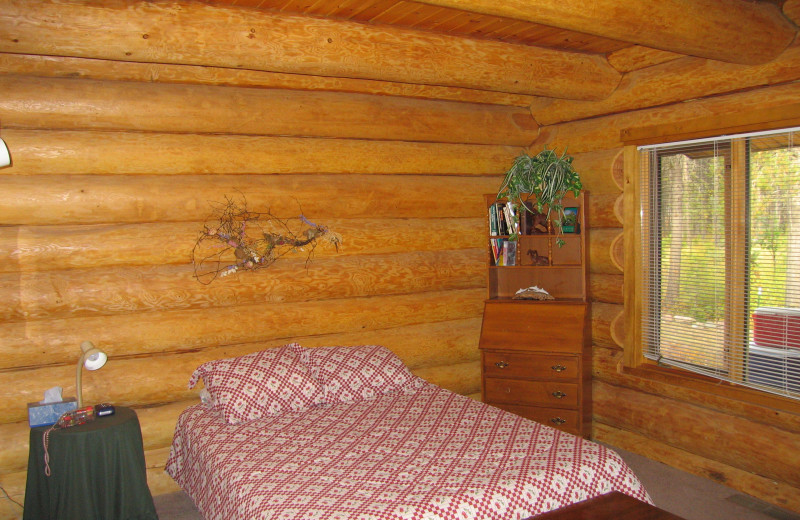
[24,406,158,520]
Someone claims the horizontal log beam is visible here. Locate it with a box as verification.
[2,129,516,174]
[0,52,535,108]
[414,0,795,65]
[592,346,800,434]
[591,302,623,349]
[0,75,537,146]
[586,193,621,228]
[0,250,484,322]
[0,0,620,100]
[589,273,624,305]
[0,218,484,273]
[588,228,624,274]
[531,41,800,126]
[415,360,482,396]
[0,174,499,226]
[570,148,623,196]
[606,46,683,73]
[593,379,800,486]
[534,81,800,154]
[0,317,482,423]
[0,288,485,372]
[0,129,521,176]
[594,423,800,512]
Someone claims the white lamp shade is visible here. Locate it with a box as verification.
[0,138,9,168]
[84,350,107,371]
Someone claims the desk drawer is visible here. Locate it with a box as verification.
[483,351,578,380]
[484,378,578,407]
[492,404,580,434]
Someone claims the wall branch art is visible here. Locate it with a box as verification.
[192,196,342,284]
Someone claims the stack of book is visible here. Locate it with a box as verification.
[488,202,518,237]
[490,238,516,266]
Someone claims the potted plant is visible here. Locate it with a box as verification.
[497,147,582,246]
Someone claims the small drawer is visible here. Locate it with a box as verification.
[484,378,578,407]
[492,404,580,435]
[483,351,578,380]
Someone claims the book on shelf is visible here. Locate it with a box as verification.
[504,240,517,266]
[491,238,500,265]
[489,204,498,236]
[489,203,508,236]
[502,202,518,236]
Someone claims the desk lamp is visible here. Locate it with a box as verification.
[76,340,107,407]
[0,137,10,168]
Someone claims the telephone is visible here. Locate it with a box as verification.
[44,406,95,477]
[55,405,96,428]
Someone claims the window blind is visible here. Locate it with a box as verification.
[639,127,800,399]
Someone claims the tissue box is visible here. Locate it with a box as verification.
[27,398,78,428]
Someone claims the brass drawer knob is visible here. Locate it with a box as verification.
[550,417,567,425]
[495,361,509,369]
[550,364,567,372]
[551,390,567,399]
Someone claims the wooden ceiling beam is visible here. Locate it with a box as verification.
[412,0,797,65]
[0,0,620,100]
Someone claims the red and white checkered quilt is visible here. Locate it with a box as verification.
[166,382,650,519]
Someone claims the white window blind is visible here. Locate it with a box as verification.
[639,127,800,399]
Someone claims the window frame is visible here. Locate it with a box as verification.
[621,107,800,413]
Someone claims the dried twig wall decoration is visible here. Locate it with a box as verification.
[192,196,342,284]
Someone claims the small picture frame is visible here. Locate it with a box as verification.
[561,207,579,233]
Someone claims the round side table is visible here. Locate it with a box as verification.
[23,406,158,520]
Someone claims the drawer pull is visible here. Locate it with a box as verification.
[550,417,567,425]
[551,391,567,399]
[550,364,567,372]
[494,361,509,369]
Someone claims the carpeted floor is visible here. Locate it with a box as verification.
[152,445,800,520]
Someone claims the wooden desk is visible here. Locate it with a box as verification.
[529,491,686,520]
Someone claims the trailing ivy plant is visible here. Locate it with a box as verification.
[497,147,582,246]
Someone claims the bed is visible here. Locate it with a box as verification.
[166,344,650,519]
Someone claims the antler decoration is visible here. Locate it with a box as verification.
[192,196,342,284]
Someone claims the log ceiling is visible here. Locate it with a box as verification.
[201,0,796,64]
[203,0,632,54]
[2,0,795,101]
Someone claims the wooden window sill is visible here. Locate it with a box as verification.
[621,361,800,415]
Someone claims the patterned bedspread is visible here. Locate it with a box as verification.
[166,382,650,519]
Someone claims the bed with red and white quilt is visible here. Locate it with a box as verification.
[166,344,650,519]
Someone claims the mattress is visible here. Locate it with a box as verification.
[166,382,649,519]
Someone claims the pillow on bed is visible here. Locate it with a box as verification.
[303,344,422,404]
[188,343,324,424]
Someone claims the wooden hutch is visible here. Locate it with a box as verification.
[479,192,591,437]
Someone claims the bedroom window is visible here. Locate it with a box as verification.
[636,127,800,400]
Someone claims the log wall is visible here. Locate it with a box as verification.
[530,15,800,512]
[0,4,538,513]
[3,0,800,516]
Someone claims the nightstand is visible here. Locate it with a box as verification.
[23,406,158,520]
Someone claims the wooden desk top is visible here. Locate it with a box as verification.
[528,491,686,520]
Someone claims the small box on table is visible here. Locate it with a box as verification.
[27,398,78,428]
